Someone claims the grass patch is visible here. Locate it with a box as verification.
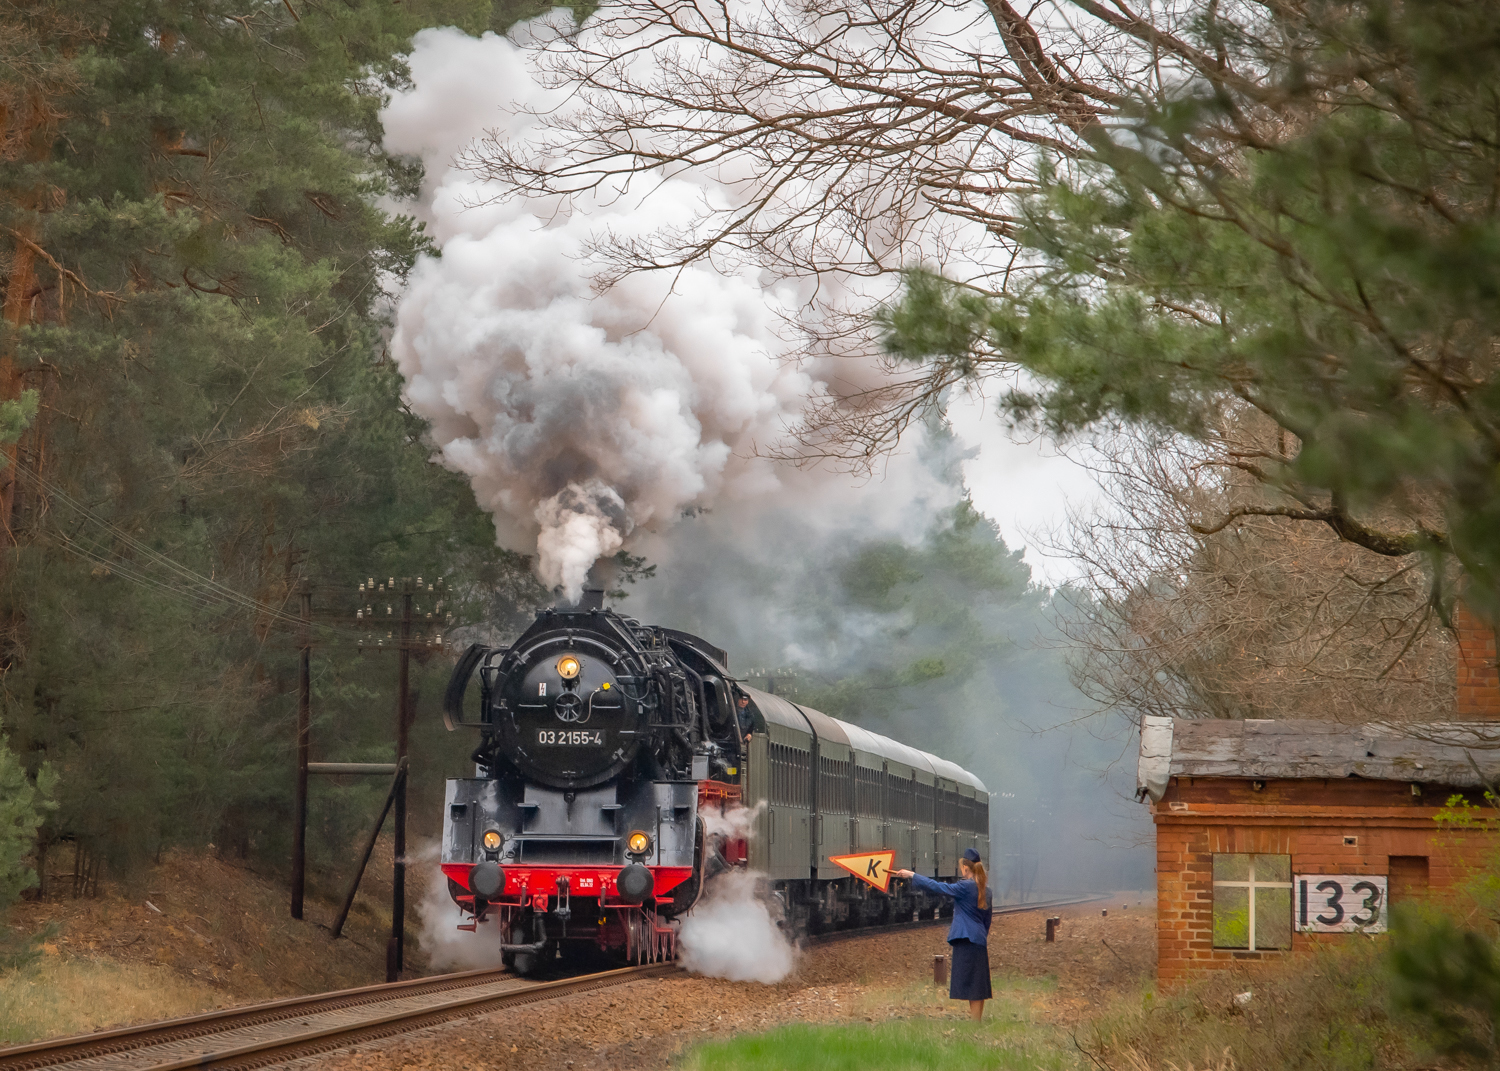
[684,972,1077,1071]
[1083,939,1430,1071]
[854,972,1058,1025]
[0,954,216,1044]
[681,1018,1076,1071]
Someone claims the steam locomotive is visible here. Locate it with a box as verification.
[439,592,989,972]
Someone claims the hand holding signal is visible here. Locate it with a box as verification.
[892,868,914,879]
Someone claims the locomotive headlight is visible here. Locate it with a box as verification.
[627,830,652,855]
[482,830,503,852]
[556,655,582,680]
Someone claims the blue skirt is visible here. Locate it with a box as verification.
[949,938,992,1001]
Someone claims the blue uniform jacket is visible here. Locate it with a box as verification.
[908,873,993,945]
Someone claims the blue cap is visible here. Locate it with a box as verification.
[962,847,981,863]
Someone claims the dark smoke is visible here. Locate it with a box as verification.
[627,432,1154,900]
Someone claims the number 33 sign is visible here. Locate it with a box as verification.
[1296,874,1388,933]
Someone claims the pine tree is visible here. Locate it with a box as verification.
[881,2,1500,615]
[0,0,549,879]
[0,717,54,912]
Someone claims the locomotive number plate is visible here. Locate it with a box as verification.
[535,729,606,747]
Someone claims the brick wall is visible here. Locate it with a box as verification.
[1456,601,1500,719]
[1153,777,1496,988]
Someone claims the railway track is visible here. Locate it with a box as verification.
[0,894,1101,1071]
[0,963,675,1071]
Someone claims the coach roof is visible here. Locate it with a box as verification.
[738,685,986,793]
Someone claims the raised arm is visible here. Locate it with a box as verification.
[901,871,959,899]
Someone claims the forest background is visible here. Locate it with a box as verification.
[0,0,572,904]
[0,0,1148,919]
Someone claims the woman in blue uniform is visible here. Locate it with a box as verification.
[893,848,993,1021]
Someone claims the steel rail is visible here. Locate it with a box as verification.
[0,964,675,1071]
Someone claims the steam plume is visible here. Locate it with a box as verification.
[383,28,824,597]
[414,840,508,971]
[677,870,797,983]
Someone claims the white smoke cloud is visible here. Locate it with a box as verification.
[379,9,1117,606]
[699,801,764,841]
[383,27,830,597]
[677,870,797,983]
[679,806,794,984]
[414,840,509,972]
[533,480,628,599]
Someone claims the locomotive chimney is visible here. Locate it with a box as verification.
[577,587,606,612]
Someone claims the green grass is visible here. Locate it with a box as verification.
[681,973,1076,1071]
[681,1020,1077,1071]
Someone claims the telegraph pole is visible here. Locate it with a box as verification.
[291,579,312,919]
[352,575,449,981]
[391,579,413,977]
[288,575,448,982]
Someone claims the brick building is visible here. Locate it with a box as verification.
[1137,716,1500,985]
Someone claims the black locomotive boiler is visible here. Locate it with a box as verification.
[440,592,989,971]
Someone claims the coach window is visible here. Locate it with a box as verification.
[1213,853,1292,950]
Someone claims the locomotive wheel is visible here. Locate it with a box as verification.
[509,923,539,977]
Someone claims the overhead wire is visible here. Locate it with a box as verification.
[16,466,369,640]
[57,531,235,617]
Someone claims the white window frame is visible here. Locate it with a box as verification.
[1212,853,1293,951]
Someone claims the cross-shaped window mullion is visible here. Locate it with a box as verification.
[1212,858,1294,950]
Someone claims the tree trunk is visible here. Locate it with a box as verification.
[0,221,39,546]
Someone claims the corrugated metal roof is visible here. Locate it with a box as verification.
[1136,715,1500,802]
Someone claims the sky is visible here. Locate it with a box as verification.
[946,395,1102,585]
